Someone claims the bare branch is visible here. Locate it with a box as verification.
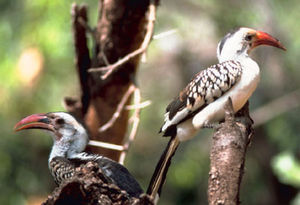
[88,0,157,80]
[99,50,111,67]
[119,87,142,164]
[88,86,147,164]
[153,29,178,40]
[126,100,151,110]
[69,3,91,116]
[251,89,300,127]
[88,140,125,151]
[98,84,136,132]
[208,99,253,205]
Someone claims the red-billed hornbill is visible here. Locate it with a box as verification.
[147,27,286,200]
[14,112,143,197]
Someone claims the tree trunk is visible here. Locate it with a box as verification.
[65,0,156,161]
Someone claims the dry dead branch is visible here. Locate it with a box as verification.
[88,0,157,80]
[251,89,300,127]
[208,98,253,205]
[99,84,136,133]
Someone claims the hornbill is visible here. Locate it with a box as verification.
[14,112,143,197]
[147,27,286,200]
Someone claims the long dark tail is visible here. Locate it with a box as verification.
[147,136,180,200]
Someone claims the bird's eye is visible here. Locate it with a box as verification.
[245,34,253,41]
[55,118,65,125]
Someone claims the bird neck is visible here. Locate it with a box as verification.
[218,50,260,71]
[218,50,249,63]
[218,51,260,81]
[48,139,85,164]
[48,131,88,164]
[49,140,71,163]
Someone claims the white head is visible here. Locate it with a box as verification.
[217,27,286,63]
[15,112,88,162]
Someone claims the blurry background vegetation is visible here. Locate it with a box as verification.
[0,0,299,204]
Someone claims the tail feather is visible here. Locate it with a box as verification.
[147,136,180,200]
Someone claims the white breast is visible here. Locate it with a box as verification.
[192,58,260,130]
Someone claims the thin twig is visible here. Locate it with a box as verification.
[119,87,142,164]
[153,29,178,40]
[100,50,111,67]
[125,100,151,110]
[90,86,147,164]
[98,84,136,132]
[251,89,300,127]
[88,0,156,80]
[88,140,124,151]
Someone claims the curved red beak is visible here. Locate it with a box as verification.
[14,113,54,132]
[253,31,286,51]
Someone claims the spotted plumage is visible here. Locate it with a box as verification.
[162,60,242,136]
[148,27,285,200]
[49,157,76,184]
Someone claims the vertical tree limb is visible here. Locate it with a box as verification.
[67,0,159,161]
[208,99,253,205]
[64,4,91,119]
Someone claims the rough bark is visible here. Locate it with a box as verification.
[65,0,156,161]
[43,161,154,205]
[207,99,254,205]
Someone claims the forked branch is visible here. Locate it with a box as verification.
[88,84,150,164]
[88,0,157,80]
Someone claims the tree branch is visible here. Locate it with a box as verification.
[98,84,136,133]
[68,0,159,161]
[119,87,143,164]
[251,89,300,127]
[208,98,253,205]
[42,161,154,205]
[88,0,157,80]
[66,4,91,117]
[87,85,150,164]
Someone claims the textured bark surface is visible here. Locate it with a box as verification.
[43,161,153,205]
[208,100,253,205]
[66,0,155,161]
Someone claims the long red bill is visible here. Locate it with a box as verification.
[254,31,286,51]
[14,113,52,132]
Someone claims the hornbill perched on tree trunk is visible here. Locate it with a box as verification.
[147,27,286,201]
[14,112,143,198]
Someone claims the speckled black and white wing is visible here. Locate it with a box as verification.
[161,60,242,136]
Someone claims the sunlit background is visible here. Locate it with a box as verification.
[0,0,299,204]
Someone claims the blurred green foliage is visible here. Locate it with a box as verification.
[272,152,300,187]
[0,0,299,204]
